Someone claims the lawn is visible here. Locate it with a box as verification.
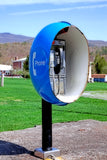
[0,78,107,132]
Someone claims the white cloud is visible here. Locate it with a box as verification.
[10,8,71,15]
[10,4,107,15]
[1,0,107,5]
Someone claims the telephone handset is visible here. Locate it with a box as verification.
[54,47,61,74]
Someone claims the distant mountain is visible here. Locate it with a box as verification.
[0,33,107,47]
[88,40,107,47]
[0,33,107,65]
[0,33,34,43]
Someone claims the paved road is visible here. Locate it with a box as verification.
[82,91,107,100]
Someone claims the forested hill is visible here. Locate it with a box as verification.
[0,33,107,47]
[88,40,107,47]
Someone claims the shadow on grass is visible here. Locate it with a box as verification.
[0,140,34,156]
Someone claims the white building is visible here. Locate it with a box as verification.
[0,64,13,76]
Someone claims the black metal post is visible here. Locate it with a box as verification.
[42,99,52,151]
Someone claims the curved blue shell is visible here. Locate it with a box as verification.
[29,22,71,105]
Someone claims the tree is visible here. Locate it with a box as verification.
[94,54,107,74]
[23,55,29,71]
[102,65,107,74]
[23,56,30,78]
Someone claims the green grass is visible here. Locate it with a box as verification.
[0,78,107,132]
[85,82,107,91]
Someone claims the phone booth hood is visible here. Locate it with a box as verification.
[29,21,89,106]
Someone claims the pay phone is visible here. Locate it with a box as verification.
[49,39,66,96]
[30,21,89,105]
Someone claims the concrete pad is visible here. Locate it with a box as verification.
[0,120,107,160]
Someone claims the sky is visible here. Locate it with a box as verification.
[0,0,107,41]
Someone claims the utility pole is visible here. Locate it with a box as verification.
[1,71,4,87]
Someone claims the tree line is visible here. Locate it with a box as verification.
[97,46,107,55]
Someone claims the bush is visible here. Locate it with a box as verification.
[94,54,107,74]
[22,70,30,78]
[11,70,30,78]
